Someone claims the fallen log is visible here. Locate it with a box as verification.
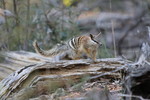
[0,51,126,100]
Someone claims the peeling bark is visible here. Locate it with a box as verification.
[0,51,125,100]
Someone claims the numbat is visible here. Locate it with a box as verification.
[33,34,102,62]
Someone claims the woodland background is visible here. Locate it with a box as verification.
[0,0,150,60]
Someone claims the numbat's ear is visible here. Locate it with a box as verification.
[90,34,94,39]
[90,32,101,39]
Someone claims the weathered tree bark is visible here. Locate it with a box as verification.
[0,51,125,100]
[123,43,150,100]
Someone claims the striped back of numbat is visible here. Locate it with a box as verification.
[68,35,100,51]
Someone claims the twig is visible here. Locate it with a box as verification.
[13,0,19,26]
[95,32,101,38]
[26,0,30,32]
[109,0,117,57]
[111,20,117,57]
[144,60,150,65]
[118,93,148,100]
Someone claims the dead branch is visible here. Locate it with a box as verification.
[123,42,150,99]
[117,94,148,100]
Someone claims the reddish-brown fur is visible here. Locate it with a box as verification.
[33,34,101,62]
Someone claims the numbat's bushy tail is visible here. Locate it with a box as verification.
[33,34,102,61]
[33,40,68,57]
